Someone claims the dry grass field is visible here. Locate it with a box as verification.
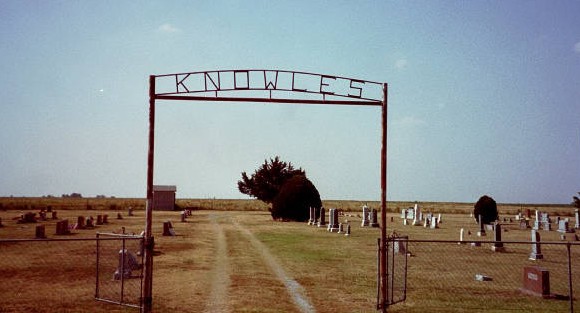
[0,197,578,312]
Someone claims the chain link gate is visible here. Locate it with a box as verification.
[95,233,144,310]
[377,234,408,310]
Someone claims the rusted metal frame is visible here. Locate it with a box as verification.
[380,83,388,312]
[142,75,155,313]
[154,94,381,106]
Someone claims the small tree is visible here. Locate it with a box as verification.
[473,195,498,225]
[237,156,305,204]
[271,174,322,221]
[573,192,580,209]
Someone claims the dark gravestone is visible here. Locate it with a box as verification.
[317,207,326,227]
[529,230,543,260]
[162,221,175,236]
[55,220,70,235]
[103,214,109,224]
[96,215,103,225]
[522,266,550,297]
[491,223,505,252]
[51,211,58,220]
[35,225,46,239]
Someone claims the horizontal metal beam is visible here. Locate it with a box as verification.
[154,95,382,106]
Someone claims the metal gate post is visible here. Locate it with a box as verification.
[567,242,574,313]
[142,75,156,313]
[380,83,388,312]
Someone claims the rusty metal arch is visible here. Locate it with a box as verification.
[143,69,389,312]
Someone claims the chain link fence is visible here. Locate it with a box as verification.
[384,238,580,312]
[0,235,143,313]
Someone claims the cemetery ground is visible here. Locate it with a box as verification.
[0,198,579,312]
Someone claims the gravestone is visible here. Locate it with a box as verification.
[423,218,428,228]
[519,219,530,230]
[35,225,46,239]
[18,212,37,223]
[163,221,176,236]
[113,249,141,280]
[521,266,550,297]
[529,230,543,260]
[180,211,186,222]
[533,210,540,230]
[541,213,551,231]
[370,209,379,227]
[308,207,315,225]
[430,216,438,229]
[437,213,442,224]
[317,207,326,227]
[337,223,344,234]
[477,215,486,236]
[400,209,406,219]
[128,207,134,216]
[575,209,580,229]
[394,238,407,255]
[327,208,339,232]
[491,223,505,252]
[458,228,465,244]
[55,220,70,235]
[361,205,370,227]
[102,214,108,224]
[85,216,94,228]
[96,215,103,225]
[51,211,58,220]
[74,216,85,229]
[558,220,574,233]
[412,203,421,226]
[344,224,351,236]
[403,219,408,226]
[117,213,123,219]
[38,211,46,221]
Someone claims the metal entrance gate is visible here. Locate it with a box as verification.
[95,233,144,310]
[377,235,408,310]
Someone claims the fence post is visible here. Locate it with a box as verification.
[567,242,574,313]
[95,233,100,299]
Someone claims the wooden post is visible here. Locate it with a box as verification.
[142,75,156,313]
[380,83,388,312]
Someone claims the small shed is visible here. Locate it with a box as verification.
[153,185,177,210]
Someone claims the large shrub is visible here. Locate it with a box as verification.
[270,175,322,221]
[473,195,498,225]
[237,156,305,204]
[573,192,580,209]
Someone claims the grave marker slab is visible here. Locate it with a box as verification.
[163,221,176,236]
[35,225,46,239]
[55,220,70,235]
[317,207,326,227]
[521,266,550,297]
[529,230,543,260]
[491,223,505,252]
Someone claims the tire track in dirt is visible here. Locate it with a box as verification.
[233,220,316,313]
[204,214,231,313]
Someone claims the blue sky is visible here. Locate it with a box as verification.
[1,1,579,204]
